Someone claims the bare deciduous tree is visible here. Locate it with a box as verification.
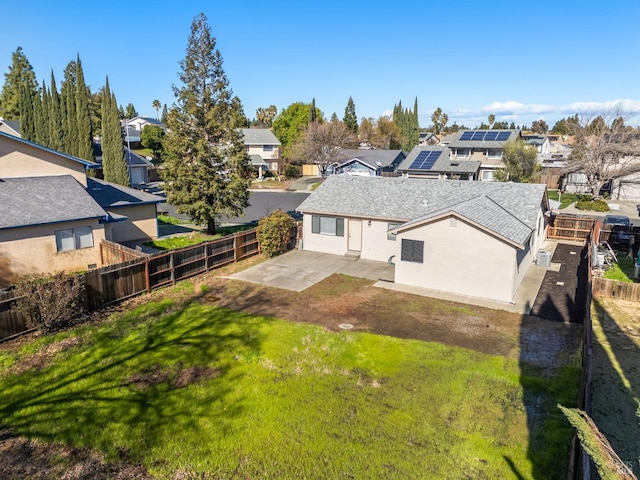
[565,108,640,199]
[294,121,357,176]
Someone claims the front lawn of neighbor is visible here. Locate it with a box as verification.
[0,282,578,479]
[147,224,256,250]
[547,190,582,209]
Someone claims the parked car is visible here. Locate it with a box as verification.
[603,215,633,246]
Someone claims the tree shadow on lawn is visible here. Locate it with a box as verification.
[590,299,640,476]
[0,298,263,465]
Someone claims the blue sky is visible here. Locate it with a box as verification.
[2,0,640,129]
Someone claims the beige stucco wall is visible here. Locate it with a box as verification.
[247,145,280,161]
[302,213,347,255]
[0,138,88,186]
[107,204,158,243]
[360,219,403,262]
[394,217,517,303]
[0,219,105,286]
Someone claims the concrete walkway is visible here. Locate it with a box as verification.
[227,250,393,291]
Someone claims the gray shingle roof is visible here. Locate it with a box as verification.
[337,149,405,169]
[397,146,481,174]
[296,176,546,246]
[241,128,281,146]
[87,177,165,208]
[250,154,267,166]
[447,129,521,149]
[0,176,107,229]
[0,118,20,135]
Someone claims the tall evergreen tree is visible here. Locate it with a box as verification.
[101,77,128,185]
[61,60,78,155]
[40,80,51,147]
[163,13,251,234]
[48,72,64,151]
[33,85,46,145]
[124,103,137,119]
[309,98,317,124]
[18,85,35,141]
[161,103,168,123]
[75,56,94,161]
[0,47,37,120]
[343,96,358,133]
[392,98,419,151]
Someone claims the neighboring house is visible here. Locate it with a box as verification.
[0,176,110,287]
[334,149,406,176]
[522,134,551,156]
[0,131,164,282]
[297,176,548,303]
[447,129,521,181]
[397,146,480,180]
[0,118,20,137]
[126,149,153,186]
[122,117,166,148]
[242,128,282,174]
[419,132,440,146]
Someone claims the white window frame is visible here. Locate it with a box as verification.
[311,215,344,236]
[481,170,495,181]
[387,223,400,241]
[456,148,470,158]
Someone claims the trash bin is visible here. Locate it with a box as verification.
[537,250,551,267]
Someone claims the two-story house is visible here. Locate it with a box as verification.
[446,129,521,181]
[241,128,282,176]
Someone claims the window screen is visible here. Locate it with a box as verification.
[55,229,75,252]
[401,239,424,263]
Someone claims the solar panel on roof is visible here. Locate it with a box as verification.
[484,131,499,141]
[459,132,473,140]
[497,132,511,141]
[408,150,442,170]
[471,131,485,141]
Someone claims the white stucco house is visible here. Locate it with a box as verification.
[296,176,549,303]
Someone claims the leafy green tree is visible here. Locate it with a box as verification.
[343,96,358,133]
[0,47,37,120]
[431,107,448,134]
[163,13,251,235]
[330,112,339,123]
[101,77,128,185]
[272,102,322,158]
[494,139,540,183]
[393,98,419,151]
[124,103,137,119]
[255,104,277,127]
[140,124,165,157]
[152,99,161,119]
[509,121,516,129]
[531,119,549,134]
[492,121,509,129]
[161,103,168,123]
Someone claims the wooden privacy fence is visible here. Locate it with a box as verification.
[547,214,597,242]
[85,228,259,308]
[101,239,148,266]
[592,277,640,301]
[0,289,32,341]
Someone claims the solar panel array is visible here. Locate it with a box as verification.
[409,150,442,170]
[459,131,512,142]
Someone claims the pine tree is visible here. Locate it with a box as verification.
[309,98,317,124]
[48,72,64,151]
[75,56,94,161]
[33,85,46,145]
[101,77,128,186]
[40,81,50,147]
[163,13,251,234]
[0,47,37,120]
[161,103,168,123]
[343,96,358,133]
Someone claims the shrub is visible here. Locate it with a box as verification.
[257,210,296,257]
[575,199,609,212]
[282,163,300,179]
[14,272,84,333]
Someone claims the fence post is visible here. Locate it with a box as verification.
[233,233,238,262]
[170,252,175,285]
[145,258,151,293]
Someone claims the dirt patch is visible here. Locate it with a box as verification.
[0,430,152,480]
[9,337,81,375]
[126,364,220,390]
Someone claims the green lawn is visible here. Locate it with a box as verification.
[603,256,636,283]
[0,291,577,479]
[148,224,255,250]
[157,214,190,225]
[547,190,582,209]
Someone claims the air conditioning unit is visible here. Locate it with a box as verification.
[537,250,551,267]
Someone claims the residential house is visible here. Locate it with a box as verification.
[522,134,552,156]
[0,131,164,283]
[296,176,548,303]
[447,129,521,181]
[419,132,440,146]
[94,141,154,186]
[397,146,480,180]
[0,118,20,137]
[242,128,282,175]
[122,116,166,148]
[334,149,406,176]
